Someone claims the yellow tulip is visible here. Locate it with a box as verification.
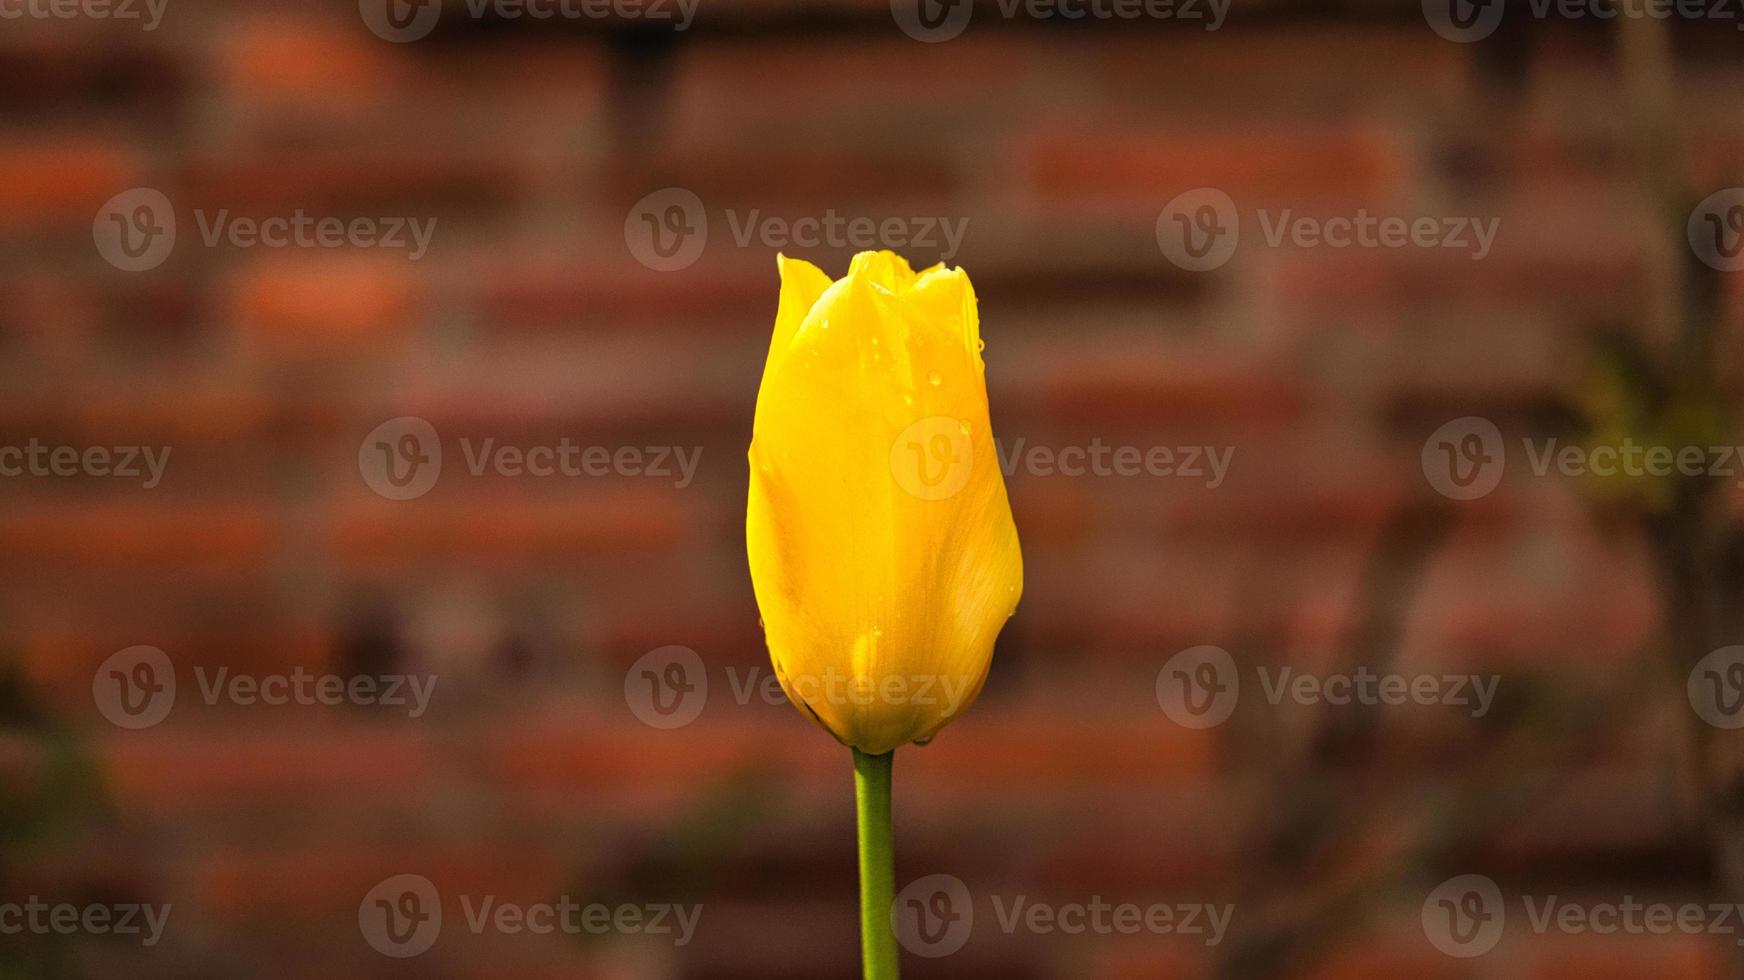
[745,250,1023,755]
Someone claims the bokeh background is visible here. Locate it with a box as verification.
[5,0,1744,977]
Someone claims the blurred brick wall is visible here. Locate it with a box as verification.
[4,1,1744,978]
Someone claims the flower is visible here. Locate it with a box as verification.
[746,250,1023,755]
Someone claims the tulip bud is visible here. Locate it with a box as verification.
[746,250,1023,754]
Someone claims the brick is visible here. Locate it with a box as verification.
[0,40,186,118]
[474,246,772,328]
[329,493,690,566]
[668,35,1038,149]
[219,17,404,118]
[0,140,139,231]
[1038,356,1305,429]
[1296,935,1467,980]
[174,153,523,217]
[0,503,274,573]
[229,253,421,351]
[1022,125,1409,215]
[1524,930,1721,979]
[21,619,331,709]
[100,725,434,812]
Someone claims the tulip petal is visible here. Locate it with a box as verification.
[767,254,832,363]
[747,251,1022,755]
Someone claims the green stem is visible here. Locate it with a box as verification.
[853,748,899,980]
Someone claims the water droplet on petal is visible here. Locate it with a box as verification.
[927,370,943,387]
